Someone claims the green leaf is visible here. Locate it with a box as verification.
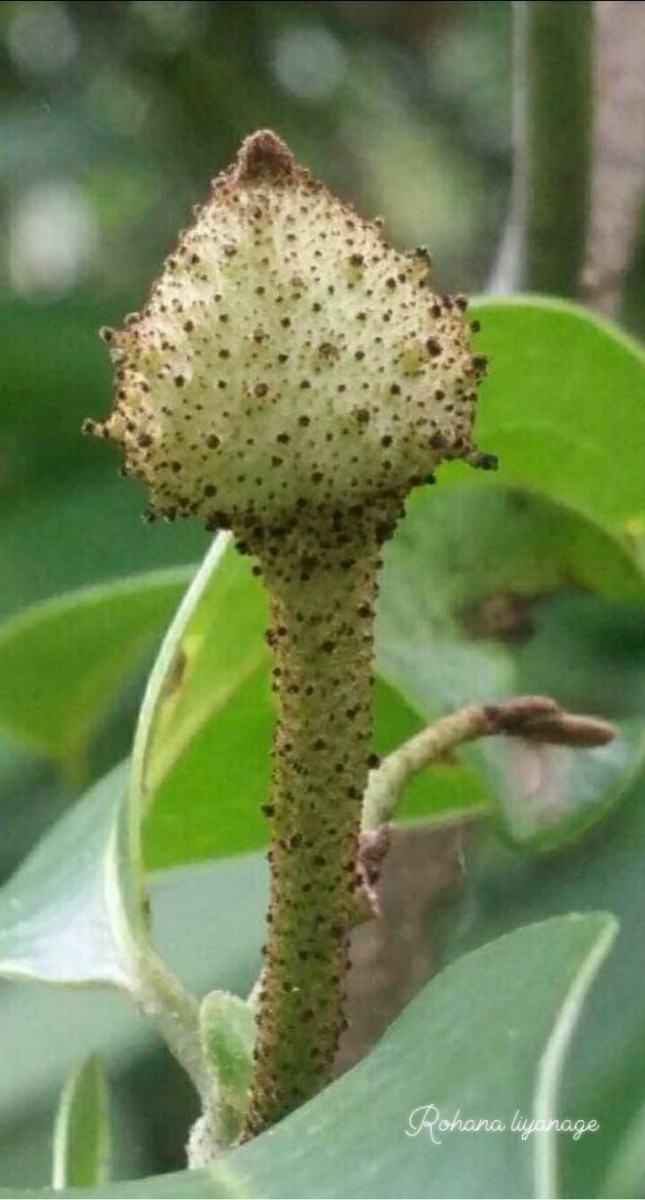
[0,852,265,1172]
[0,763,138,986]
[220,914,615,1200]
[0,534,267,1011]
[52,1056,111,1189]
[378,482,644,719]
[12,913,615,1199]
[377,481,645,846]
[0,535,246,985]
[0,538,266,1109]
[444,768,645,1198]
[0,749,214,1109]
[132,536,268,814]
[200,992,254,1099]
[0,569,190,775]
[600,1100,645,1198]
[129,533,279,867]
[468,297,645,530]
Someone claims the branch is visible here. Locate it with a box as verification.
[361,695,615,835]
[492,1,594,297]
[583,1,645,316]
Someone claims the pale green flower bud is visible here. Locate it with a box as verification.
[85,130,489,538]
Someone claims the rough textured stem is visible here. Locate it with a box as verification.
[244,539,382,1137]
[495,1,594,296]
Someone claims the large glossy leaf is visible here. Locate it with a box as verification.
[0,535,261,994]
[0,851,265,1188]
[468,298,645,531]
[8,913,614,1200]
[378,482,644,717]
[0,763,137,986]
[0,534,266,1063]
[444,769,645,1198]
[0,570,190,775]
[52,1056,111,1188]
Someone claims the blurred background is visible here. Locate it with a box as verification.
[0,1,644,1188]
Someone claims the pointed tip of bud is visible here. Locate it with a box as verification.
[467,450,499,472]
[234,129,297,185]
[85,129,490,539]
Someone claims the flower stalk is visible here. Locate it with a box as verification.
[85,129,490,1140]
[245,524,387,1132]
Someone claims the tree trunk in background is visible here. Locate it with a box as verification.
[337,823,470,1071]
[583,1,645,317]
[491,0,593,299]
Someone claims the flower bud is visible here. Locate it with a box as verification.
[85,130,488,537]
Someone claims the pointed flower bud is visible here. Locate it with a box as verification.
[84,131,493,1140]
[85,130,488,535]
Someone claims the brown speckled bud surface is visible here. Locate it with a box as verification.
[85,130,485,531]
